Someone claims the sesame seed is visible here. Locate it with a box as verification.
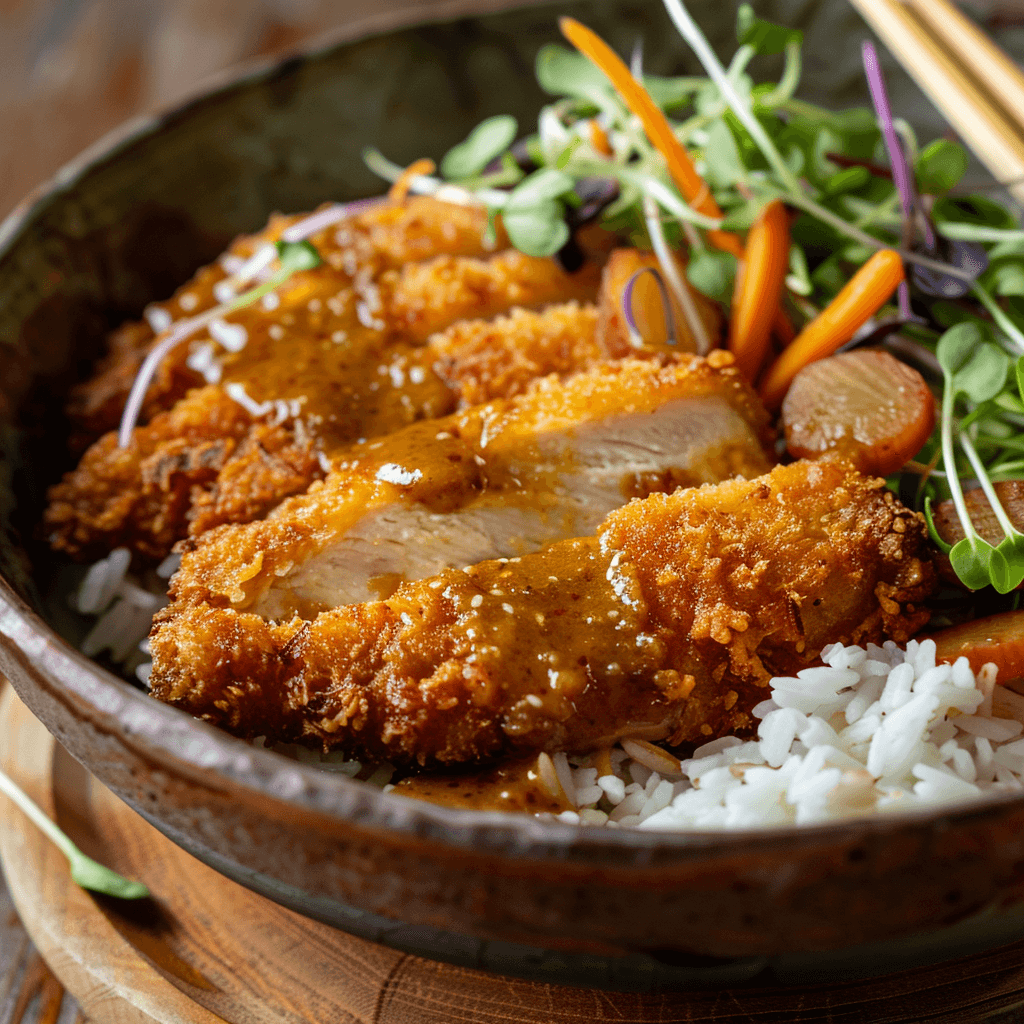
[526,695,543,708]
[503,603,514,614]
[471,594,483,608]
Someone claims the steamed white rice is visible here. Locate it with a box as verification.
[73,552,1024,828]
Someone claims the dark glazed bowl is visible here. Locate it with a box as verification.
[4,0,1024,990]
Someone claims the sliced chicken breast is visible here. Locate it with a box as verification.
[148,459,937,763]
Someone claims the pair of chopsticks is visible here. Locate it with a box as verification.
[849,0,1024,204]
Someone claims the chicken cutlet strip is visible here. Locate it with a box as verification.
[148,459,936,763]
[68,196,506,443]
[46,245,602,562]
[163,354,773,620]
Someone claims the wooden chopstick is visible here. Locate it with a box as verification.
[849,0,1024,204]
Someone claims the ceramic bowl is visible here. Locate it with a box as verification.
[4,0,1024,990]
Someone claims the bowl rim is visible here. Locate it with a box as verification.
[3,1,1024,868]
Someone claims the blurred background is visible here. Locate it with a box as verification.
[2,0,1024,220]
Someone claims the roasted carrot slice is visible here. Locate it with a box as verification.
[928,610,1024,683]
[559,17,743,258]
[729,200,790,382]
[781,350,935,475]
[759,249,905,409]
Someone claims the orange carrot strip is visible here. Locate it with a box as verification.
[729,200,790,381]
[560,17,742,256]
[588,119,614,156]
[758,249,904,409]
[389,158,435,204]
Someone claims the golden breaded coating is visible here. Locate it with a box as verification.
[47,248,603,562]
[69,197,501,442]
[160,354,774,616]
[430,302,603,407]
[148,460,935,765]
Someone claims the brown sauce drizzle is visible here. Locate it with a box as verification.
[391,756,569,813]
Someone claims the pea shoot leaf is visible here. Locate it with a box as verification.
[535,45,609,99]
[991,535,1024,594]
[703,119,746,186]
[937,322,1008,402]
[502,204,569,257]
[934,195,1019,231]
[441,115,518,180]
[736,4,802,53]
[506,168,574,209]
[275,240,322,273]
[686,249,737,302]
[916,139,968,195]
[950,536,997,591]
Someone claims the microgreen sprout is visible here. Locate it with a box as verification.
[118,239,322,447]
[0,767,148,898]
[354,3,1024,591]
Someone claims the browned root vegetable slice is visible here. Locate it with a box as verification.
[928,609,1024,683]
[781,349,935,476]
[931,481,1024,550]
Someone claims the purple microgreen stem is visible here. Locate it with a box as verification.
[862,41,935,250]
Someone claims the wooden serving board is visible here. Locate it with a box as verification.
[8,688,1024,1023]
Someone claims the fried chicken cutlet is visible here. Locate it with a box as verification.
[47,237,722,563]
[148,459,936,764]
[161,353,773,618]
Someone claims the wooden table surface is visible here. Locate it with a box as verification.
[0,688,83,1024]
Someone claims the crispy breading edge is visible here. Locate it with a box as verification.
[148,460,937,765]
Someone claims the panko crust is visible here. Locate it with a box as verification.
[68,197,501,443]
[46,254,603,563]
[160,353,775,614]
[148,460,937,765]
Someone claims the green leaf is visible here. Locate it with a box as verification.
[950,536,996,590]
[644,74,703,109]
[686,249,737,302]
[915,139,968,195]
[992,535,1024,593]
[703,119,747,186]
[536,44,610,98]
[936,321,989,378]
[982,257,1024,298]
[503,204,569,257]
[824,165,871,195]
[736,3,803,53]
[1016,353,1024,403]
[275,240,321,273]
[506,168,574,209]
[441,115,518,180]
[959,344,1009,403]
[933,194,1018,231]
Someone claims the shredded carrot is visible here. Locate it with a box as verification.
[389,158,435,204]
[588,119,614,156]
[729,200,790,381]
[560,17,742,257]
[759,248,905,409]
